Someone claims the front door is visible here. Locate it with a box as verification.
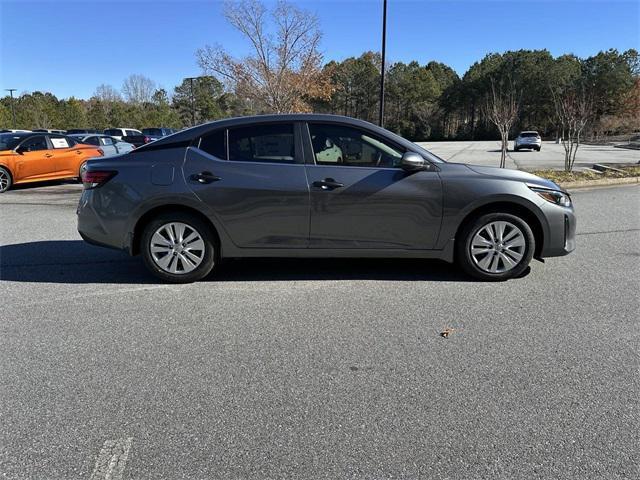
[184,122,310,248]
[304,122,442,249]
[14,135,54,181]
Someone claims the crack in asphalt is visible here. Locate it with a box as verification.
[576,228,640,236]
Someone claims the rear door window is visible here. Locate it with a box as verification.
[50,136,70,149]
[228,124,297,164]
[198,130,226,159]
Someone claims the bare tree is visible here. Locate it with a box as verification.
[551,84,593,171]
[122,74,157,104]
[93,84,122,103]
[484,77,520,168]
[196,0,333,113]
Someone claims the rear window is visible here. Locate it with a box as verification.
[104,129,121,136]
[521,132,539,137]
[126,129,141,136]
[142,128,162,136]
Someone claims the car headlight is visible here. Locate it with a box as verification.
[529,186,572,207]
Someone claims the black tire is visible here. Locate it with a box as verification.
[78,161,87,181]
[536,147,541,151]
[456,212,535,281]
[0,166,12,193]
[513,147,519,152]
[140,211,218,283]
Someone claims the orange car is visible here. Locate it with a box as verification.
[0,132,104,193]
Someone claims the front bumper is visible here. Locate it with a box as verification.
[539,202,576,257]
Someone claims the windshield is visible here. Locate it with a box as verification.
[0,133,26,151]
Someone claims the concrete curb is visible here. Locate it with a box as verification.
[558,176,640,190]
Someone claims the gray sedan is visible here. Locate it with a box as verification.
[77,114,576,283]
[69,134,134,157]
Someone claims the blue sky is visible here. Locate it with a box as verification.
[1,0,638,99]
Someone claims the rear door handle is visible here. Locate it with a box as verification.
[191,171,221,184]
[312,178,344,190]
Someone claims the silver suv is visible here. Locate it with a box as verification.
[514,131,542,151]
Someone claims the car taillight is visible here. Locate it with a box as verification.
[144,136,151,143]
[97,148,104,156]
[81,170,117,189]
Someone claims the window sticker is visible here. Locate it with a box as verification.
[51,138,69,149]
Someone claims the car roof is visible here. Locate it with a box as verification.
[519,131,539,134]
[138,114,403,151]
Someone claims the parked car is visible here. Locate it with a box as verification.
[32,129,67,134]
[0,129,32,133]
[0,132,103,193]
[78,114,576,283]
[68,134,134,157]
[67,128,101,135]
[514,131,542,151]
[104,128,151,147]
[142,128,177,141]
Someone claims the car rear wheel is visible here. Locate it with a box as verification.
[457,212,535,281]
[141,212,218,283]
[0,167,12,193]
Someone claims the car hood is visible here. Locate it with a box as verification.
[464,164,562,190]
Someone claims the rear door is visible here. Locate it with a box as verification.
[304,122,442,249]
[184,122,310,248]
[98,136,118,156]
[49,135,84,177]
[14,135,54,180]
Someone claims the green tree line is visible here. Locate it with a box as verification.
[1,48,637,141]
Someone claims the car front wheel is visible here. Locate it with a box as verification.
[457,212,535,281]
[141,212,218,283]
[0,167,12,193]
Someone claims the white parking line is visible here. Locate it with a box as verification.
[89,437,133,480]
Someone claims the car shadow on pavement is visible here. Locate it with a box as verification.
[0,240,478,284]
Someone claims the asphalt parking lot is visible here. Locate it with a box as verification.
[417,140,639,170]
[1,181,639,479]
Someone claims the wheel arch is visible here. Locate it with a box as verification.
[131,204,221,256]
[454,200,546,258]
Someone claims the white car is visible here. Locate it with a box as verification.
[0,129,31,133]
[104,128,143,141]
[513,131,542,151]
[68,134,135,157]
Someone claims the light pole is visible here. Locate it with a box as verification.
[5,89,17,129]
[378,0,387,128]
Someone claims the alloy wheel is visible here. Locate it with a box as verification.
[150,222,206,274]
[0,170,9,192]
[470,220,525,274]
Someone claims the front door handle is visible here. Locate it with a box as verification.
[44,153,53,158]
[191,171,221,184]
[312,178,344,190]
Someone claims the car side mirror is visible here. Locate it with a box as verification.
[400,152,427,171]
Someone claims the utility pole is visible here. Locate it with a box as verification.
[5,89,17,129]
[185,77,197,126]
[378,0,387,127]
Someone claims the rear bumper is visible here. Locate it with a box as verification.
[77,189,131,253]
[539,202,576,257]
